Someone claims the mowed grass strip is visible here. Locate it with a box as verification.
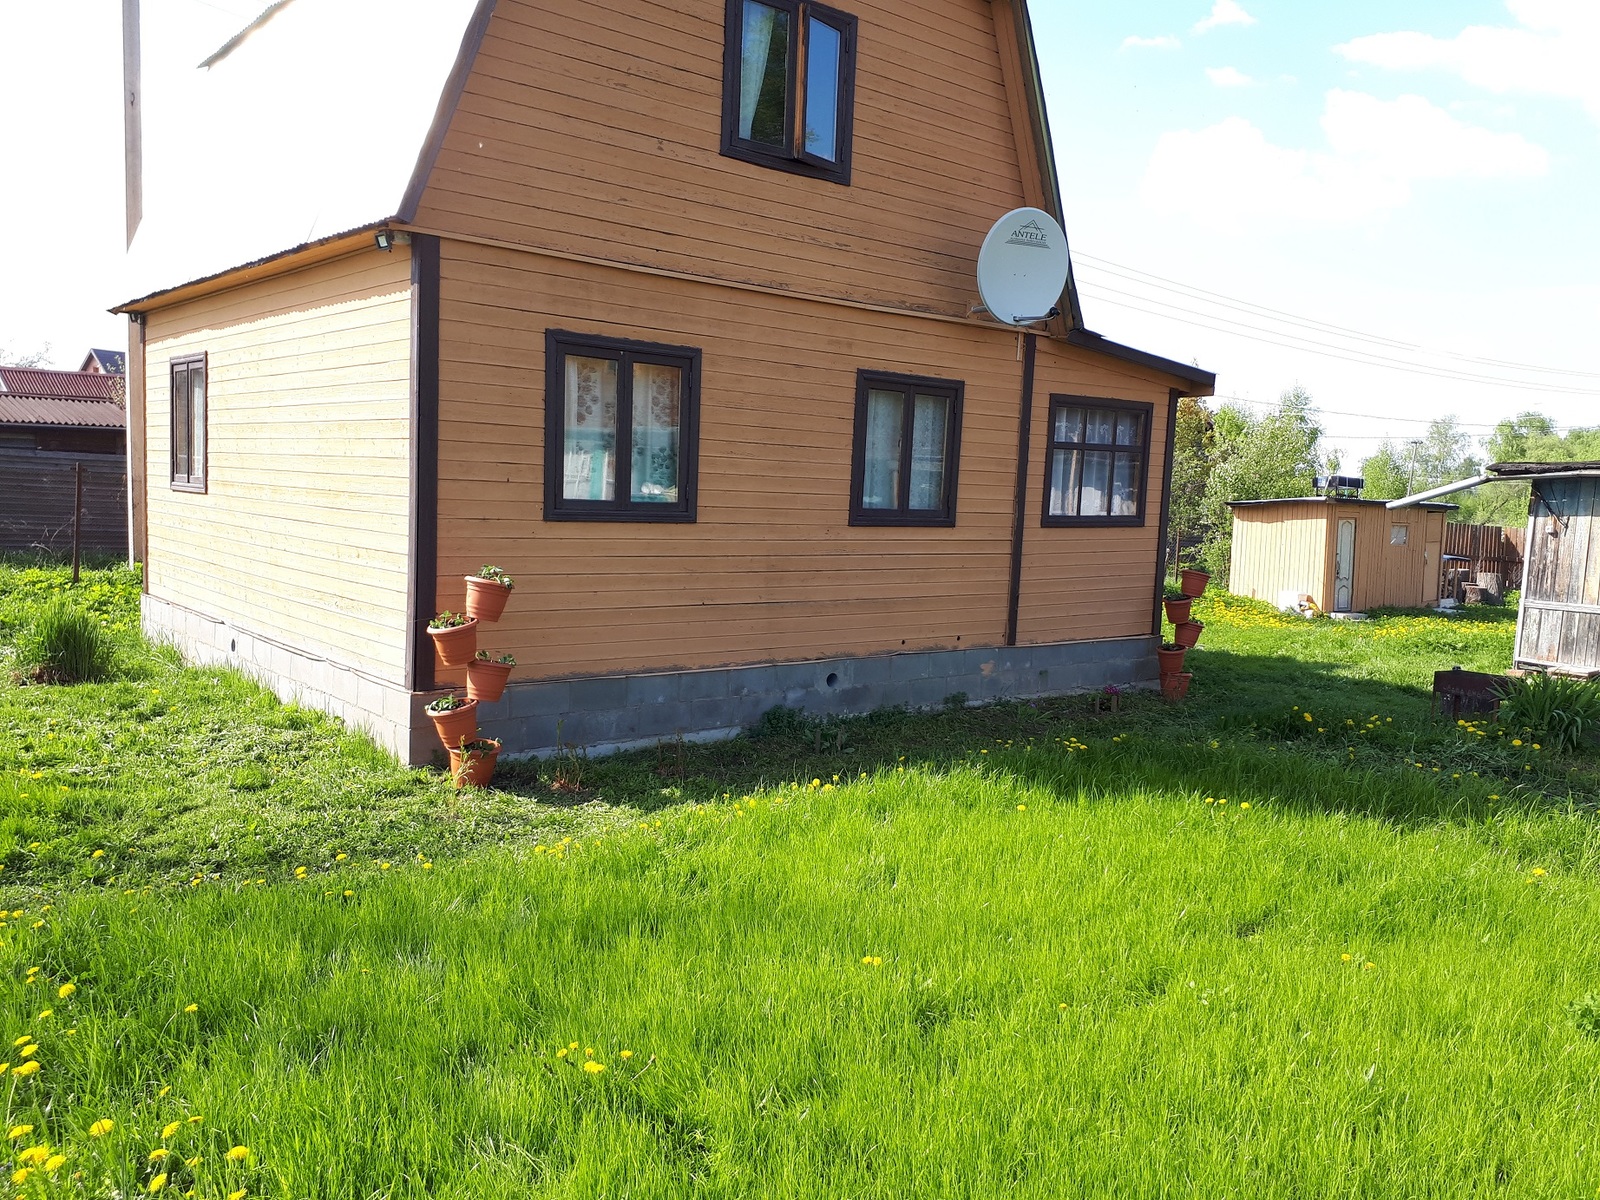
[9,767,1600,1199]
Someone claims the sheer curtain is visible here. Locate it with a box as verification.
[862,390,902,509]
[739,2,778,140]
[908,394,948,510]
[630,363,682,503]
[563,356,617,502]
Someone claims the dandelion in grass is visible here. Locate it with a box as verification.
[8,1126,32,1140]
[225,1146,251,1162]
[1364,962,1375,971]
[13,1167,32,1184]
[1239,802,1251,810]
[44,1153,65,1172]
[91,849,105,859]
[57,983,74,999]
[89,1120,114,1138]
[18,1044,38,1058]
[186,1116,203,1125]
[149,1148,170,1162]
[1341,954,1352,962]
[162,1121,181,1139]
[36,1009,51,1020]
[1016,804,1027,811]
[620,1050,634,1060]
[335,853,347,862]
[1532,867,1547,878]
[583,1060,606,1074]
[17,1146,49,1166]
[157,1086,171,1098]
[184,1004,198,1014]
[228,1191,248,1200]
[149,1171,168,1193]
[556,1047,569,1058]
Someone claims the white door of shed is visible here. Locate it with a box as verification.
[1334,519,1356,611]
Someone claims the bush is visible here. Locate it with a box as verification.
[19,597,115,683]
[1496,672,1600,754]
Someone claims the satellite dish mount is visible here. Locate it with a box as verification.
[974,207,1071,328]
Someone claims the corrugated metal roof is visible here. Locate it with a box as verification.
[0,368,122,400]
[0,395,126,429]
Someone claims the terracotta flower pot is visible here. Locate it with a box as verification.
[448,739,501,789]
[1173,620,1204,649]
[1164,597,1192,625]
[1161,671,1192,702]
[426,697,478,750]
[428,618,478,667]
[1179,569,1211,599]
[464,577,512,623]
[466,658,512,703]
[1158,645,1187,678]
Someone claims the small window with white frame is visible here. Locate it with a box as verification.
[169,353,207,492]
[1390,524,1409,546]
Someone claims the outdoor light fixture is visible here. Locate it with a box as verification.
[374,230,393,251]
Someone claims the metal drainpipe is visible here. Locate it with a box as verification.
[1004,333,1037,647]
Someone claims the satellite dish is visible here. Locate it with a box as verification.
[976,207,1070,326]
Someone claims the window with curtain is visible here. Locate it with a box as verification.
[850,371,963,526]
[1042,396,1152,526]
[544,332,700,522]
[169,353,207,491]
[722,0,856,184]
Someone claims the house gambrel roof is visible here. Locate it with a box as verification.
[114,0,1213,391]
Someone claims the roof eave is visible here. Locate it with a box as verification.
[1064,328,1216,393]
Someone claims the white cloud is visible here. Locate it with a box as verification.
[1140,90,1548,230]
[1206,66,1254,88]
[1122,34,1181,50]
[1193,1,1257,35]
[1336,0,1600,123]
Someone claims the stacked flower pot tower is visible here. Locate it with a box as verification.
[422,566,517,787]
[1160,568,1210,701]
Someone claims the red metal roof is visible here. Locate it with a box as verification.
[0,368,125,428]
[0,367,122,400]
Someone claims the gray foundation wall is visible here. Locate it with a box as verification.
[142,593,419,760]
[474,636,1160,760]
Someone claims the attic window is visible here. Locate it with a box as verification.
[722,0,856,184]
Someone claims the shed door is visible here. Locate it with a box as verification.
[1333,519,1356,612]
[1423,535,1441,605]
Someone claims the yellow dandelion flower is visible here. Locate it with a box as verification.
[335,853,348,862]
[149,1171,168,1193]
[0,1064,9,1076]
[186,1116,203,1124]
[569,1041,579,1050]
[57,983,75,999]
[1531,867,1547,877]
[44,1153,65,1172]
[89,1120,114,1138]
[187,1157,201,1168]
[18,1044,38,1059]
[17,1147,49,1166]
[12,1167,32,1185]
[1512,739,1522,746]
[228,1191,248,1200]
[1239,802,1250,810]
[1016,804,1027,811]
[225,1146,251,1162]
[7,1126,32,1140]
[91,850,105,859]
[158,1086,171,1098]
[162,1121,182,1139]
[149,1149,170,1162]
[11,1036,29,1048]
[1363,962,1375,970]
[582,1060,606,1074]
[556,1047,568,1058]
[620,1050,634,1059]
[380,862,391,871]
[1341,953,1352,962]
[183,1004,198,1014]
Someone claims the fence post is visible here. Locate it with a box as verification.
[72,461,83,584]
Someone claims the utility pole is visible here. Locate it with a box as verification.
[1405,439,1423,493]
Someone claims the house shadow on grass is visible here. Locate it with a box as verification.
[484,638,1597,830]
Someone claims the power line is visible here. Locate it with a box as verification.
[1082,290,1600,398]
[1206,393,1562,432]
[1074,252,1600,382]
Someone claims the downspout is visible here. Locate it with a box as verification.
[1151,388,1180,636]
[1004,333,1037,646]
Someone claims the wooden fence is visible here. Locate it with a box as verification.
[1443,522,1524,590]
[0,447,127,557]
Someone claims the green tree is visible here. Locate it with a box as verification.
[1199,387,1324,581]
[1360,417,1481,516]
[1167,397,1214,573]
[1470,412,1600,526]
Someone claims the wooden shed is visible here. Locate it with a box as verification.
[1228,497,1452,613]
[114,0,1214,764]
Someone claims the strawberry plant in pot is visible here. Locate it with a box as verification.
[427,610,478,667]
[464,565,515,623]
[1173,620,1204,649]
[1179,568,1210,599]
[466,651,515,703]
[448,737,502,789]
[1163,584,1192,626]
[424,692,478,751]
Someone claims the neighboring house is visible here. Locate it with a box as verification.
[1393,462,1600,677]
[80,349,127,375]
[115,0,1215,763]
[0,365,128,555]
[1229,497,1452,614]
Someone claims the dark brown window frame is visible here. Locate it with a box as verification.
[543,330,701,524]
[169,352,207,493]
[1040,394,1153,528]
[720,0,857,185]
[849,369,964,527]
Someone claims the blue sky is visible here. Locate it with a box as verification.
[1,0,1594,470]
[1033,0,1600,466]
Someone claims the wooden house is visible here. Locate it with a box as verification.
[1228,497,1451,614]
[114,0,1214,763]
[1392,462,1600,677]
[0,365,127,556]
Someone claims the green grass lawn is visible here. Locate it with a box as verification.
[4,565,1600,1197]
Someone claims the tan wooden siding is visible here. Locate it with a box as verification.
[143,249,415,683]
[1228,503,1329,607]
[432,241,1177,683]
[1014,356,1174,644]
[1343,503,1445,611]
[411,0,1027,318]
